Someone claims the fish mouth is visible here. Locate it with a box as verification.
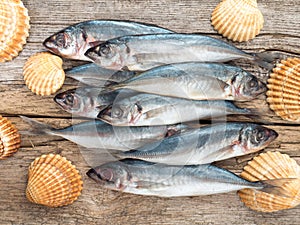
[53,93,68,109]
[84,47,98,62]
[86,168,105,184]
[97,106,112,121]
[269,129,279,140]
[43,37,60,54]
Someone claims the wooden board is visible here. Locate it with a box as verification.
[0,0,299,224]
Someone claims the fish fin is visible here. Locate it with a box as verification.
[165,124,189,137]
[20,116,54,135]
[252,52,283,70]
[200,146,235,163]
[258,178,296,198]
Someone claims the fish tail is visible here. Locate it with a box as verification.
[106,82,124,91]
[257,178,296,197]
[252,52,283,70]
[244,107,277,125]
[20,116,54,136]
[111,151,127,159]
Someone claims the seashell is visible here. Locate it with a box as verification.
[0,0,30,62]
[238,151,300,212]
[0,115,21,159]
[266,58,300,121]
[26,154,83,207]
[211,0,264,42]
[23,52,65,96]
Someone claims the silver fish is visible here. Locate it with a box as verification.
[110,62,266,101]
[99,93,251,126]
[87,159,290,197]
[85,33,274,71]
[65,63,137,87]
[115,123,278,165]
[21,116,187,151]
[43,20,172,61]
[54,87,136,118]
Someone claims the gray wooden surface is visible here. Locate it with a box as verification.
[0,0,299,224]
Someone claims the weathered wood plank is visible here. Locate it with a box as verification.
[0,0,300,224]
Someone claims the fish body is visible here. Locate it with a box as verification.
[65,63,137,87]
[43,20,172,61]
[54,87,137,118]
[87,159,287,197]
[99,93,251,126]
[111,62,266,101]
[85,33,270,71]
[116,123,278,165]
[21,116,187,151]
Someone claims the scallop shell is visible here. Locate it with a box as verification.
[211,0,264,42]
[26,154,83,207]
[266,58,300,121]
[0,0,30,62]
[0,115,21,159]
[23,52,65,96]
[238,151,300,212]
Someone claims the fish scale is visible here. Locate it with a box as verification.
[87,159,290,197]
[110,62,266,101]
[115,122,278,165]
[99,93,252,126]
[85,33,273,71]
[43,20,173,61]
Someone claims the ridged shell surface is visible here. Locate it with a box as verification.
[238,151,300,212]
[266,58,300,121]
[26,154,83,207]
[0,115,21,159]
[23,52,65,96]
[211,0,264,42]
[0,0,30,62]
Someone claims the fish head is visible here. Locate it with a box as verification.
[43,27,94,61]
[54,88,85,114]
[231,72,267,101]
[239,124,278,153]
[85,42,125,70]
[87,163,130,190]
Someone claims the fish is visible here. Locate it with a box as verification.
[98,93,252,126]
[65,63,137,87]
[43,20,173,61]
[20,116,187,151]
[110,62,267,101]
[87,159,292,197]
[115,123,278,165]
[54,87,137,118]
[85,33,276,71]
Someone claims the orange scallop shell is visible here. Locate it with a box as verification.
[266,58,300,121]
[238,151,300,212]
[0,0,30,62]
[26,154,83,207]
[211,0,264,42]
[0,115,21,159]
[23,52,65,96]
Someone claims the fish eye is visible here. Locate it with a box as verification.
[99,44,111,56]
[55,33,67,48]
[257,131,264,140]
[255,129,266,142]
[112,107,123,118]
[99,168,114,181]
[247,78,258,90]
[65,93,74,105]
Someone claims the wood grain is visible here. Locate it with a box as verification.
[0,0,299,224]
